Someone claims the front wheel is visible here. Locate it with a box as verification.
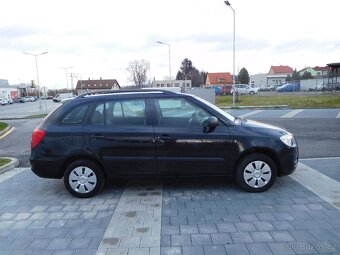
[235,153,277,192]
[249,91,255,96]
[64,160,105,198]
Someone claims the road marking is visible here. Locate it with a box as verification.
[0,127,15,140]
[290,163,340,210]
[336,111,340,118]
[239,110,263,118]
[96,181,162,255]
[281,109,304,118]
[0,168,27,184]
[300,157,340,161]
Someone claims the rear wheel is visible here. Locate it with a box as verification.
[64,160,105,198]
[235,153,277,192]
[249,91,255,95]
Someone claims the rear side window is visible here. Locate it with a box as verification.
[60,104,89,124]
[89,99,146,126]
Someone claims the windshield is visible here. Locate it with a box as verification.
[191,95,236,122]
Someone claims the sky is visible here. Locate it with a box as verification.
[1,0,340,89]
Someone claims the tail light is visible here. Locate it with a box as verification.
[31,128,46,149]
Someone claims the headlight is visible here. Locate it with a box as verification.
[280,134,297,148]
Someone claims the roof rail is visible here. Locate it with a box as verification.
[77,89,177,98]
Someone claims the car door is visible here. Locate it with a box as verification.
[152,97,232,176]
[85,98,157,177]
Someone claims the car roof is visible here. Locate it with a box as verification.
[76,89,179,99]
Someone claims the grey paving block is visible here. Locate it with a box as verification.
[170,216,188,225]
[246,243,273,255]
[230,232,253,244]
[216,223,237,233]
[269,231,295,242]
[161,247,182,255]
[68,238,92,249]
[210,233,232,245]
[162,226,180,235]
[171,235,191,246]
[224,243,250,255]
[253,221,275,231]
[204,245,227,255]
[182,246,204,255]
[272,220,295,230]
[47,238,72,250]
[288,230,317,242]
[191,234,212,246]
[255,212,276,221]
[235,222,256,232]
[26,238,52,249]
[267,242,296,255]
[308,229,338,241]
[198,224,218,234]
[161,235,171,246]
[180,225,199,235]
[250,232,274,243]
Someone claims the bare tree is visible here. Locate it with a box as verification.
[127,59,150,88]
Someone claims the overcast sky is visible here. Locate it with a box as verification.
[1,0,339,89]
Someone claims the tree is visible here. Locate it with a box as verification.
[127,59,150,88]
[301,71,312,80]
[288,69,301,82]
[176,58,206,87]
[238,68,249,84]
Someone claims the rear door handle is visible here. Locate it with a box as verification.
[156,135,172,143]
[91,134,104,139]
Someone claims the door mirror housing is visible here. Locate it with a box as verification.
[203,116,219,133]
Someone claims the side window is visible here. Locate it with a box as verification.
[60,104,89,124]
[155,98,209,128]
[90,103,104,125]
[105,99,146,126]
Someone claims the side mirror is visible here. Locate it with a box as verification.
[203,116,219,133]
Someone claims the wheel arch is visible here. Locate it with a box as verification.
[62,154,108,180]
[234,147,282,176]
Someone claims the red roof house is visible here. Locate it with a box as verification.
[205,72,233,85]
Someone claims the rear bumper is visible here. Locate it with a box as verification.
[30,159,64,179]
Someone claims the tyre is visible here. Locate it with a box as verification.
[235,153,277,192]
[64,160,105,198]
[249,91,255,96]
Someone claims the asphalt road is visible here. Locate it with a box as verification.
[1,114,339,167]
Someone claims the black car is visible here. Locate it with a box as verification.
[30,90,298,198]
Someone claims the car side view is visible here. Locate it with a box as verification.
[30,90,298,198]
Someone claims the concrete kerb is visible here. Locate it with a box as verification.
[0,157,19,175]
[220,104,289,110]
[0,125,11,136]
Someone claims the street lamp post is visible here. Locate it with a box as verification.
[224,1,236,108]
[156,41,172,86]
[23,51,48,110]
[60,66,74,92]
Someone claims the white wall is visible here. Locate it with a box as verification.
[300,79,324,91]
[185,88,215,104]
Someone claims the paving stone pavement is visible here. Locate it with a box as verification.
[0,166,340,255]
[160,177,340,255]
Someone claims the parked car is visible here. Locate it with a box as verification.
[231,84,259,95]
[30,89,298,198]
[315,81,340,91]
[276,83,299,92]
[0,98,8,105]
[13,97,25,103]
[24,96,36,102]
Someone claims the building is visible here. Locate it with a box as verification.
[267,65,293,87]
[298,66,329,77]
[76,78,120,95]
[249,74,267,89]
[0,79,19,100]
[151,79,192,89]
[205,72,233,86]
